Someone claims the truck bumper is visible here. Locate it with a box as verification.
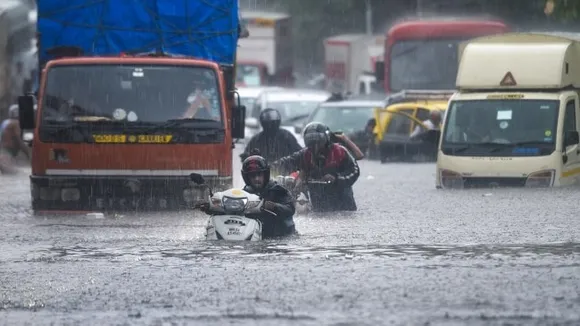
[30,174,232,212]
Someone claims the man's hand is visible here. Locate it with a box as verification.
[263,201,277,211]
[322,174,336,183]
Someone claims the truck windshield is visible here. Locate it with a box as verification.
[41,64,223,125]
[441,99,559,156]
[389,39,465,92]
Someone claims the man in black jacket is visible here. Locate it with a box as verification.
[241,154,296,238]
[240,108,302,164]
[273,122,360,212]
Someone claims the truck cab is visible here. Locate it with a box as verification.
[19,1,245,212]
[437,33,580,188]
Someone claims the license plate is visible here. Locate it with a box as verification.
[92,134,126,143]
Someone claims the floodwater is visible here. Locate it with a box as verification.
[1,145,580,325]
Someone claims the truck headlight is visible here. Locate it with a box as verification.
[222,197,247,213]
[525,170,554,187]
[440,169,464,189]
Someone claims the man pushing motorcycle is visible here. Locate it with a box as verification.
[240,154,296,238]
[273,122,360,212]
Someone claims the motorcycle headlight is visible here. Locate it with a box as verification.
[222,197,248,213]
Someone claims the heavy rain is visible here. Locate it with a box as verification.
[2,0,580,325]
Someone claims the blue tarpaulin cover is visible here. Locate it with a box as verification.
[38,0,238,66]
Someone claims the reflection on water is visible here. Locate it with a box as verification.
[19,242,580,263]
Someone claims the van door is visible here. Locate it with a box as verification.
[561,96,580,185]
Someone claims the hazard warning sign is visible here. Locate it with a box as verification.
[500,72,517,86]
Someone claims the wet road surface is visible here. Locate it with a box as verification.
[2,145,580,325]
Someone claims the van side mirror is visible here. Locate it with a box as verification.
[374,61,384,82]
[232,105,246,139]
[564,130,579,148]
[18,95,35,129]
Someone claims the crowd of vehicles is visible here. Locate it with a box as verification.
[10,1,580,234]
[18,0,245,213]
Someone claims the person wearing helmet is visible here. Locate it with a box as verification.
[0,104,32,174]
[240,108,302,163]
[240,154,296,238]
[410,110,443,139]
[273,122,360,212]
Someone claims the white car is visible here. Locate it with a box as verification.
[245,88,331,144]
[237,86,282,141]
[295,98,382,151]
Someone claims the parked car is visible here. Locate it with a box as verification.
[295,98,381,152]
[245,88,331,142]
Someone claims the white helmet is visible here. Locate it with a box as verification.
[8,104,18,119]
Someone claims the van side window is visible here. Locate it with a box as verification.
[251,100,262,119]
[564,100,576,133]
[359,81,366,95]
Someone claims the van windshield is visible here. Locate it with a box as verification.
[441,99,559,156]
[41,64,223,125]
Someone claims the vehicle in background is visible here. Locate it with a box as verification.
[0,0,36,119]
[324,34,385,96]
[18,0,245,213]
[295,98,381,154]
[437,33,580,188]
[237,86,282,141]
[237,11,293,87]
[374,18,509,94]
[245,89,331,143]
[373,90,451,162]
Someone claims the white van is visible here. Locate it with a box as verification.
[436,33,580,188]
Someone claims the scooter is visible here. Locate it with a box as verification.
[190,173,277,241]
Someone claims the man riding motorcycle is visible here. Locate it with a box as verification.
[239,154,296,238]
[240,108,302,164]
[0,105,31,174]
[273,122,360,212]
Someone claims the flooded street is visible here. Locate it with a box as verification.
[2,146,580,325]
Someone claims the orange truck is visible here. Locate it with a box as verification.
[18,0,245,213]
[375,18,509,94]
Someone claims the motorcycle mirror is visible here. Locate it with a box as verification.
[189,173,205,185]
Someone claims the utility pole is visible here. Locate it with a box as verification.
[365,0,372,35]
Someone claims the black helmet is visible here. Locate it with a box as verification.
[241,155,270,187]
[302,122,331,149]
[259,108,281,132]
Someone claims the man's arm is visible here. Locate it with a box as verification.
[268,185,296,217]
[285,131,303,153]
[334,146,360,187]
[273,148,306,175]
[336,134,364,160]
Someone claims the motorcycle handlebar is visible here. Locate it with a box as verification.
[306,180,331,184]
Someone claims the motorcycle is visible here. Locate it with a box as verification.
[190,173,277,241]
[273,172,332,214]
